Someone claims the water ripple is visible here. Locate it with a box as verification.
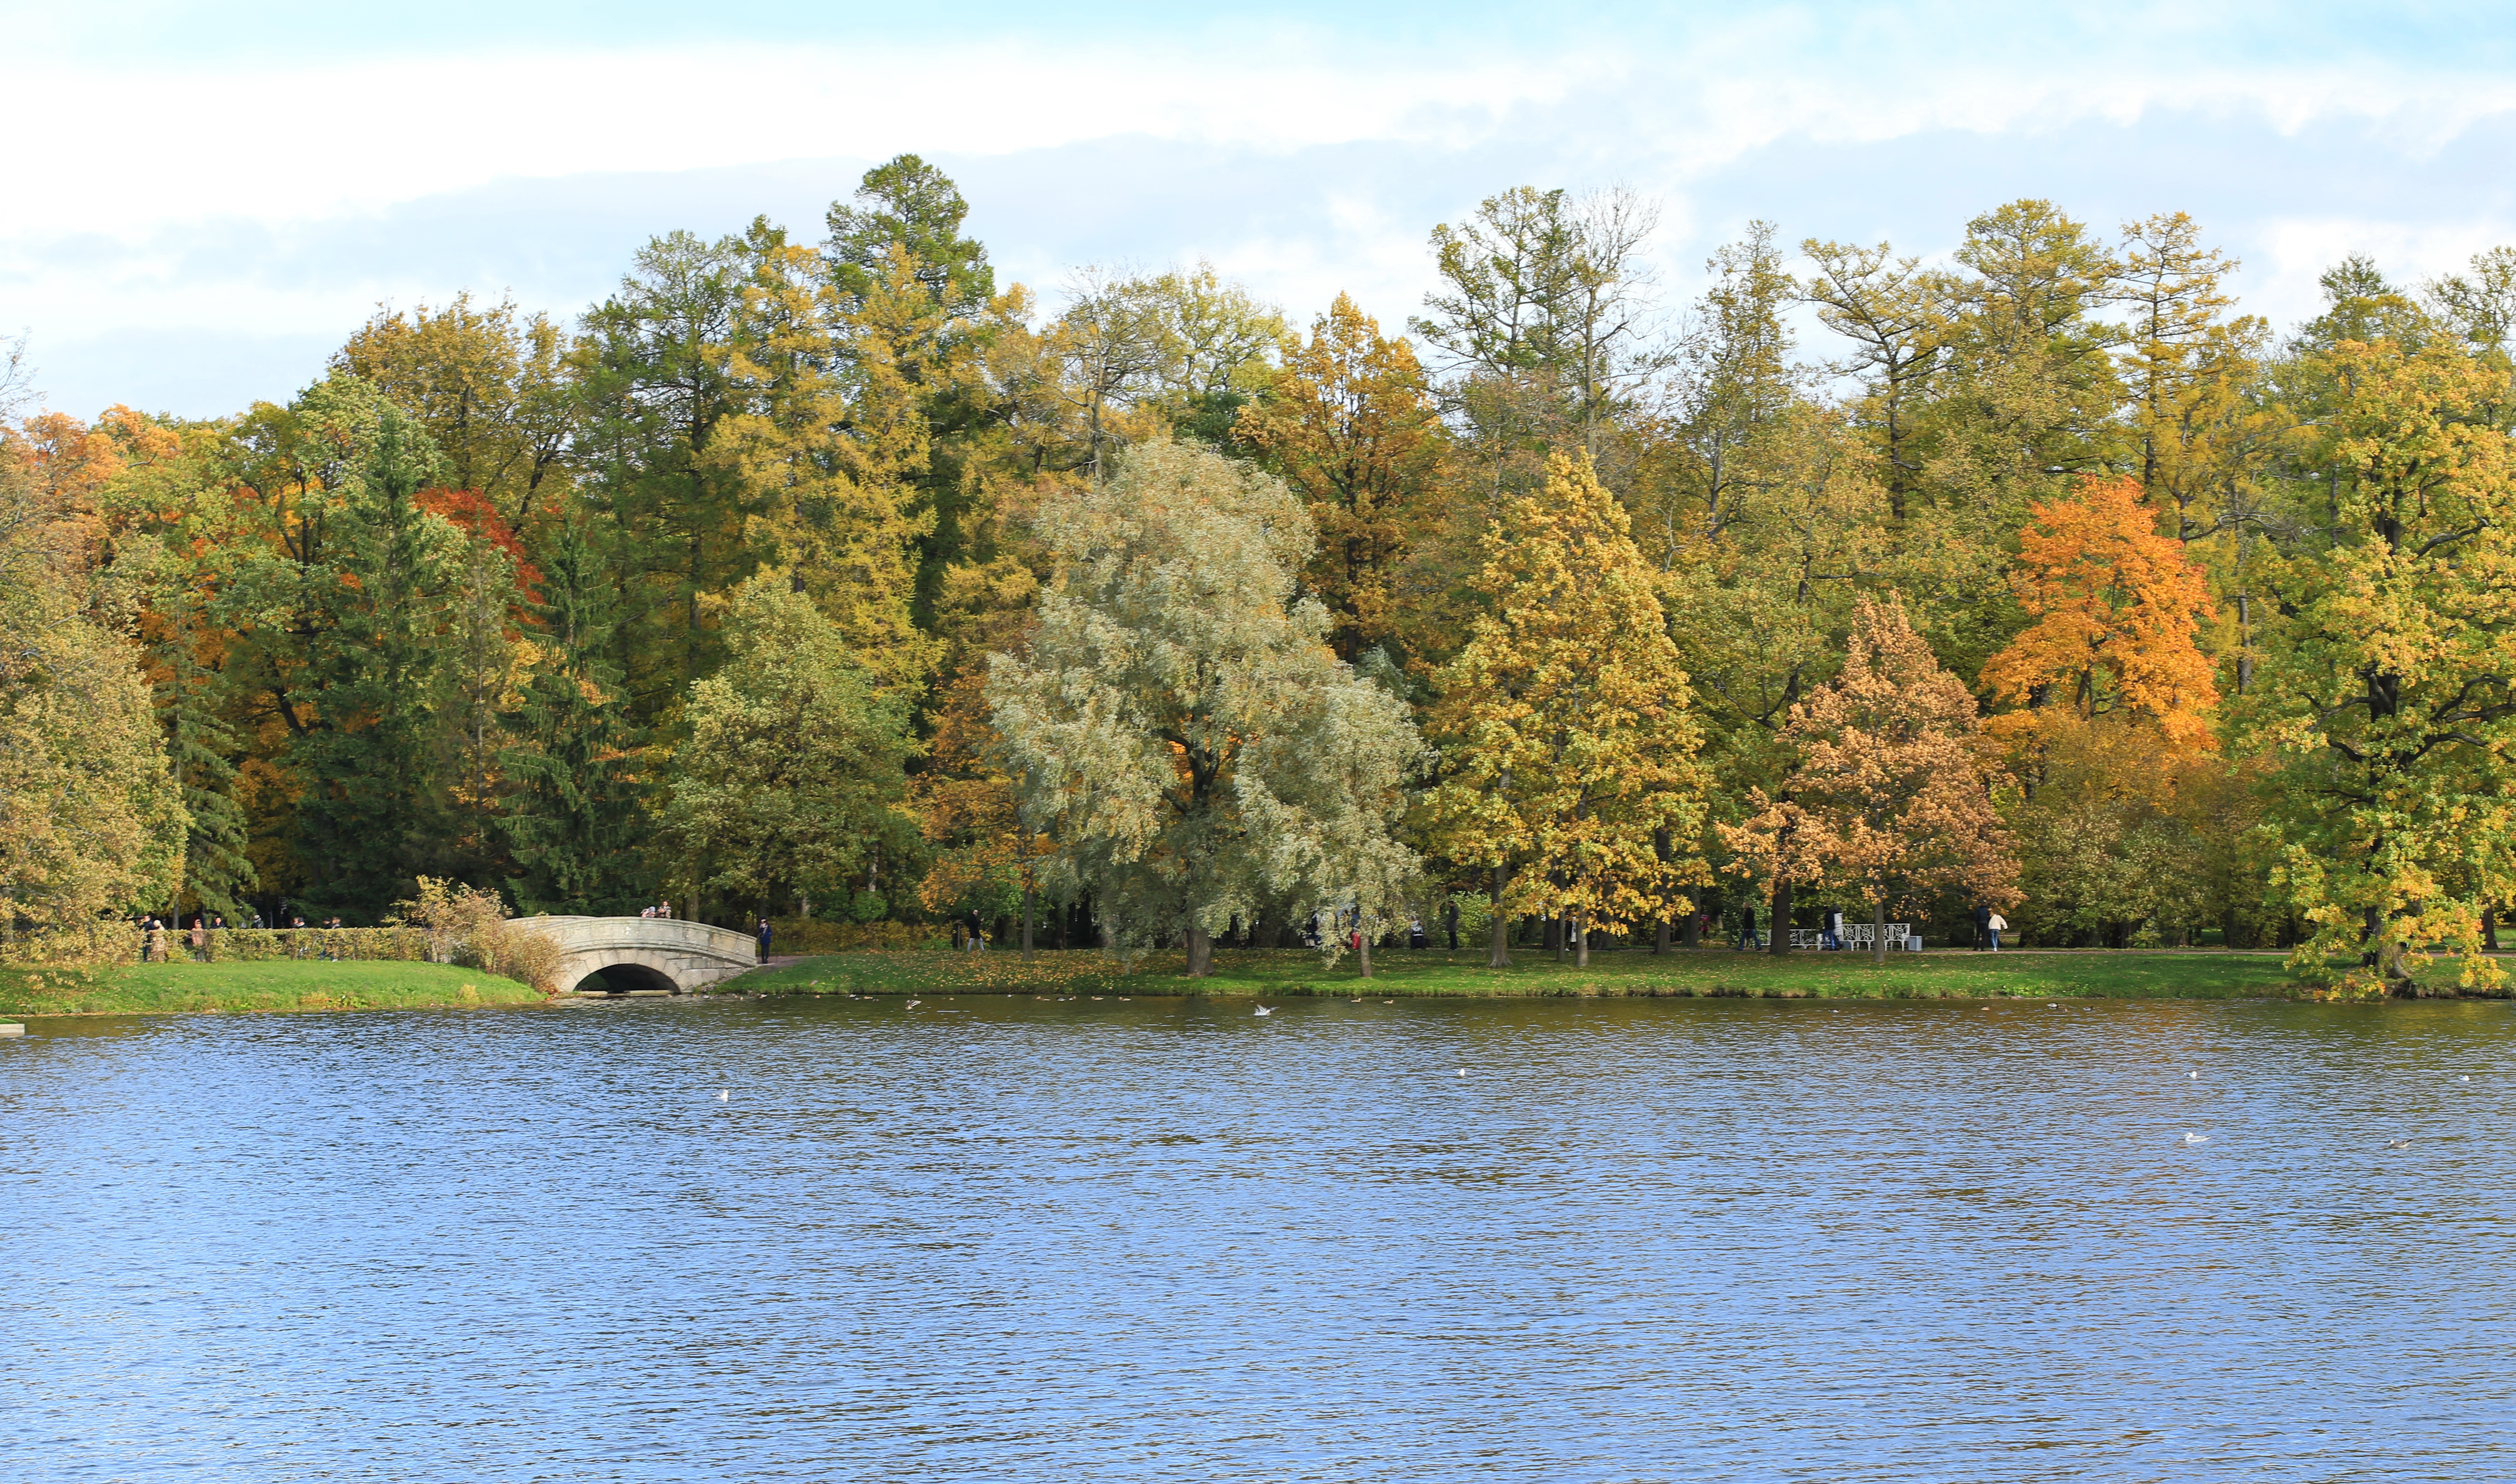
[2,996,2510,1480]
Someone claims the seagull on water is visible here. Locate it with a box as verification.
[1254,1004,1273,1017]
[718,1091,729,1102]
[2184,1132,2209,1144]
[2386,1138,2412,1149]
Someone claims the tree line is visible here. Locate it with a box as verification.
[7,158,2515,993]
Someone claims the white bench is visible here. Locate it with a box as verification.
[1787,923,1915,949]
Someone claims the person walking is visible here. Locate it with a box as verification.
[1443,900,1460,951]
[1823,906,1844,952]
[1738,904,1759,953]
[146,917,167,963]
[1409,917,1427,950]
[1973,903,1992,951]
[756,915,773,964]
[189,914,207,961]
[1987,911,2007,953]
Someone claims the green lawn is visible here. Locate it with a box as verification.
[724,945,2323,1001]
[0,959,544,1017]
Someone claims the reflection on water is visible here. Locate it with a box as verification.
[4,995,2511,1481]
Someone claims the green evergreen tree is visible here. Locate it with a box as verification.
[498,520,649,912]
[285,396,458,914]
[156,573,256,919]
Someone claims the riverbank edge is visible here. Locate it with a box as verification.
[718,982,2516,1003]
[0,961,546,1017]
[711,948,2510,1003]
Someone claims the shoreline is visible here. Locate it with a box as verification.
[12,947,2509,1019]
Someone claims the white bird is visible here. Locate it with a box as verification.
[1254,1005,1273,1016]
[718,1091,729,1102]
[2461,1075,2471,1083]
[2189,1070,2199,1079]
[2386,1138,2412,1149]
[1456,1067,1468,1077]
[2184,1132,2209,1144]
[906,999,922,1008]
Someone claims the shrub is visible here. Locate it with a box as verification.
[767,918,947,953]
[392,878,564,993]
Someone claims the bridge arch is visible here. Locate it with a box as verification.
[510,916,761,995]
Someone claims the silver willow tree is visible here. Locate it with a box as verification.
[987,439,1422,976]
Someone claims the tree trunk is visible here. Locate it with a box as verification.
[1679,905,1700,948]
[1186,922,1212,977]
[1545,915,1563,957]
[2486,908,2501,954]
[1872,889,1888,966]
[1768,875,1792,956]
[1652,827,1673,955]
[1021,884,1035,961]
[1358,925,1373,979]
[1574,916,1588,968]
[1488,870,1512,969]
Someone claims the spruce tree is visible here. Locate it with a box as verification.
[498,520,648,913]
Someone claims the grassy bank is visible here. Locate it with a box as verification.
[0,959,544,1016]
[723,946,2320,1001]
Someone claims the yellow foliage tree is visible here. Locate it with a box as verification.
[1424,451,1707,967]
[1235,292,1441,661]
[2249,337,2516,992]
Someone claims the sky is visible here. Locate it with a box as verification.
[8,0,2516,417]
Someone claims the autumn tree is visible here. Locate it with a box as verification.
[1,417,187,939]
[1235,292,1440,661]
[1413,186,1664,462]
[720,216,935,681]
[1979,474,2219,748]
[1800,238,1944,521]
[333,293,576,529]
[1723,596,2018,962]
[1423,452,1707,968]
[2247,336,2516,992]
[987,440,1422,976]
[913,670,1053,956]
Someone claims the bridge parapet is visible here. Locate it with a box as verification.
[513,915,760,994]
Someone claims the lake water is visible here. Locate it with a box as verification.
[6,994,2512,1481]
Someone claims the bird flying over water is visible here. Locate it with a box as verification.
[1254,1005,1273,1016]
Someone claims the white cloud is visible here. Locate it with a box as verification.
[14,11,2516,415]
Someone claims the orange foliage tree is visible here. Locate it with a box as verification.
[1235,292,1441,661]
[1979,474,2219,747]
[1722,596,2019,961]
[914,670,1053,957]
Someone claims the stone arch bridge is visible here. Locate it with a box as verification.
[514,915,760,995]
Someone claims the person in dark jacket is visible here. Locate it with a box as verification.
[1973,904,1992,950]
[756,916,773,963]
[1738,904,1759,952]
